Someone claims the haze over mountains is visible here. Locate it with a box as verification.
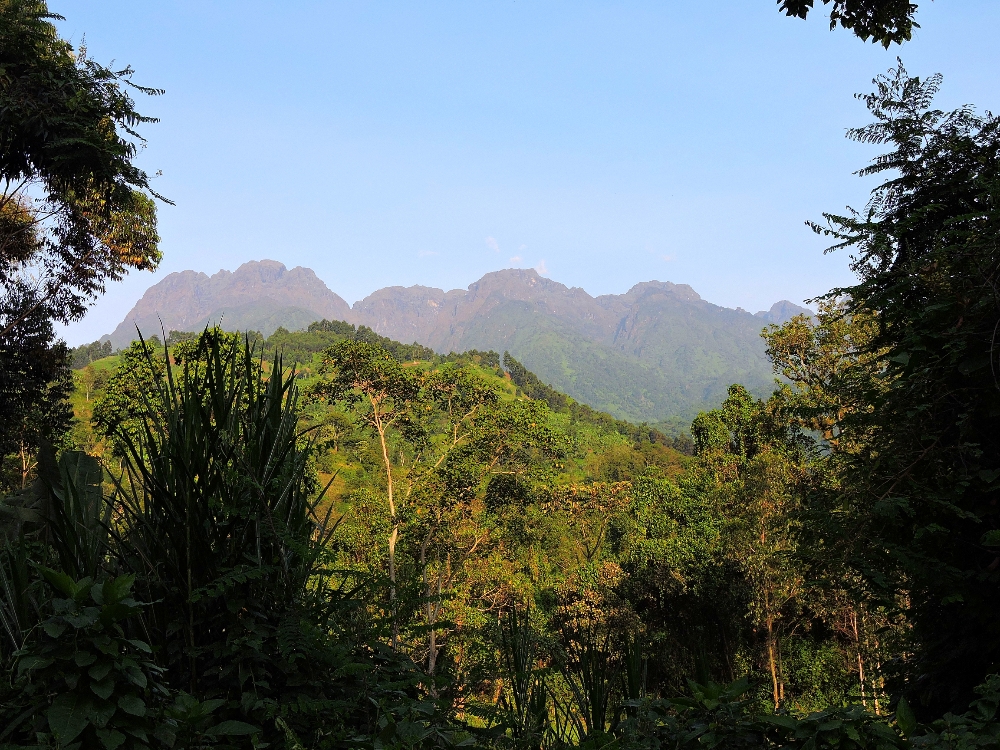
[106,260,809,426]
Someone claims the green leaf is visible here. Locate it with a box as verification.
[762,714,799,730]
[42,619,67,638]
[126,638,152,653]
[117,694,146,717]
[896,697,917,737]
[89,660,113,681]
[100,602,137,625]
[97,728,126,750]
[982,529,1000,547]
[75,650,98,667]
[978,469,1000,484]
[65,608,100,628]
[124,665,147,688]
[123,726,149,742]
[17,655,53,674]
[91,700,117,728]
[103,575,135,606]
[91,676,115,700]
[154,722,177,747]
[48,693,90,743]
[40,567,79,598]
[206,720,260,736]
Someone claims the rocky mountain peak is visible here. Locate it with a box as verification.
[106,259,352,349]
[621,280,702,303]
[754,300,813,325]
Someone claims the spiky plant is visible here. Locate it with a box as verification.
[497,608,549,750]
[108,333,356,743]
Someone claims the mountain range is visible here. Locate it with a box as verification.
[105,260,810,427]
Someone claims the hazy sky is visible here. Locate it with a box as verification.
[54,1,1000,345]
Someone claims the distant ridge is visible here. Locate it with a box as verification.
[106,260,352,349]
[348,269,809,425]
[105,261,810,424]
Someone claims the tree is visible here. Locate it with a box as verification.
[91,329,251,460]
[311,349,568,683]
[78,363,109,403]
[693,385,810,709]
[763,299,883,453]
[764,303,901,711]
[778,1,919,47]
[0,283,71,491]
[807,63,1000,715]
[308,339,421,650]
[91,337,166,459]
[70,338,112,368]
[410,367,564,682]
[0,0,164,340]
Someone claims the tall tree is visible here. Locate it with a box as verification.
[693,385,810,709]
[410,368,564,682]
[308,339,421,650]
[0,283,71,491]
[763,299,883,453]
[808,63,1000,715]
[0,0,164,340]
[91,337,166,459]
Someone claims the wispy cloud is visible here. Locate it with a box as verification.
[509,255,522,265]
[660,254,675,262]
[486,236,500,253]
[418,250,439,257]
[535,259,549,276]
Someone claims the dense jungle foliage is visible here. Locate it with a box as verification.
[4,1,1000,748]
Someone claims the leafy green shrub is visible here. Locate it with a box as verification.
[615,675,1000,750]
[350,697,476,750]
[763,705,904,749]
[910,675,1000,749]
[1,570,170,749]
[620,678,767,750]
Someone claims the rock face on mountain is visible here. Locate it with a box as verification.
[106,261,810,425]
[106,261,352,349]
[354,270,617,351]
[754,299,813,324]
[348,269,811,425]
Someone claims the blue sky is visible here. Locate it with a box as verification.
[55,1,1000,345]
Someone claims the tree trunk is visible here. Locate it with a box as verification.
[19,441,32,489]
[388,525,399,650]
[851,609,868,710]
[766,613,780,710]
[375,416,399,651]
[863,610,883,715]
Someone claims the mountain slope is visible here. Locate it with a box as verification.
[351,269,808,425]
[106,262,810,424]
[106,260,352,349]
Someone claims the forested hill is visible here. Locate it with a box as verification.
[103,263,810,427]
[353,269,809,429]
[74,321,692,452]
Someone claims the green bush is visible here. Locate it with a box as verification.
[2,570,170,749]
